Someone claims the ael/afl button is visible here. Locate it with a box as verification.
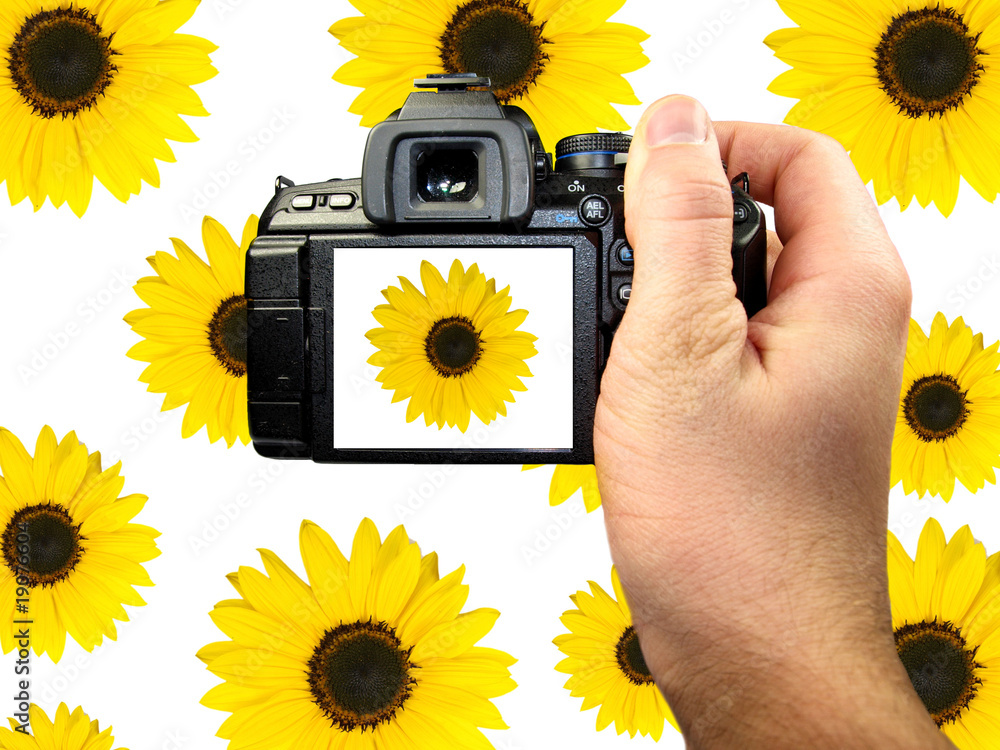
[579,194,611,227]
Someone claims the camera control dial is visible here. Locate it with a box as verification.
[554,133,632,172]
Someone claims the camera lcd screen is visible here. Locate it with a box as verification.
[332,246,575,451]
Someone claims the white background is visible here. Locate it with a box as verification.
[333,246,574,450]
[0,0,998,748]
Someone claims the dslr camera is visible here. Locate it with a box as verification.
[246,73,767,463]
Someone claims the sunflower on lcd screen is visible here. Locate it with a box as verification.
[334,246,574,451]
[366,259,538,432]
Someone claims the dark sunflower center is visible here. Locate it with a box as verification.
[439,0,549,102]
[308,620,416,731]
[7,7,118,119]
[208,295,248,377]
[875,7,985,118]
[615,626,654,685]
[1,504,84,587]
[424,315,482,377]
[895,620,982,726]
[903,374,969,441]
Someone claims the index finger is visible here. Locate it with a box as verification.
[713,121,909,330]
[714,121,883,246]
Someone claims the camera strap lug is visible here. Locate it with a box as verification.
[274,175,296,196]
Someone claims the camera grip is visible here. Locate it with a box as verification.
[730,175,767,318]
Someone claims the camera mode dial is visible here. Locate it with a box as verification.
[555,133,631,172]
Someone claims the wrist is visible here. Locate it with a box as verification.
[638,621,953,750]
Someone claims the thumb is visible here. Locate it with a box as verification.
[622,95,745,362]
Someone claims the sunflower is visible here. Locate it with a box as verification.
[198,518,516,749]
[366,259,537,432]
[891,313,1000,501]
[329,0,648,151]
[554,566,678,740]
[522,464,601,511]
[765,0,1000,216]
[125,215,256,447]
[888,518,1000,747]
[0,0,216,217]
[0,703,124,750]
[0,427,159,662]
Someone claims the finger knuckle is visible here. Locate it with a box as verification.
[890,260,912,314]
[879,258,913,333]
[798,128,850,164]
[841,253,912,338]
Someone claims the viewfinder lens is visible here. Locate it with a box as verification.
[417,149,479,202]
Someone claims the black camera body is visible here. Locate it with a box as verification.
[246,74,767,464]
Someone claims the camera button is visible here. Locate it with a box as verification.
[327,193,356,209]
[616,243,634,265]
[579,195,611,227]
[618,285,631,303]
[291,195,315,210]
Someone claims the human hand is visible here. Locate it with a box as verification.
[594,96,952,749]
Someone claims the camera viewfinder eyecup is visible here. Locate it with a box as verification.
[361,73,540,225]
